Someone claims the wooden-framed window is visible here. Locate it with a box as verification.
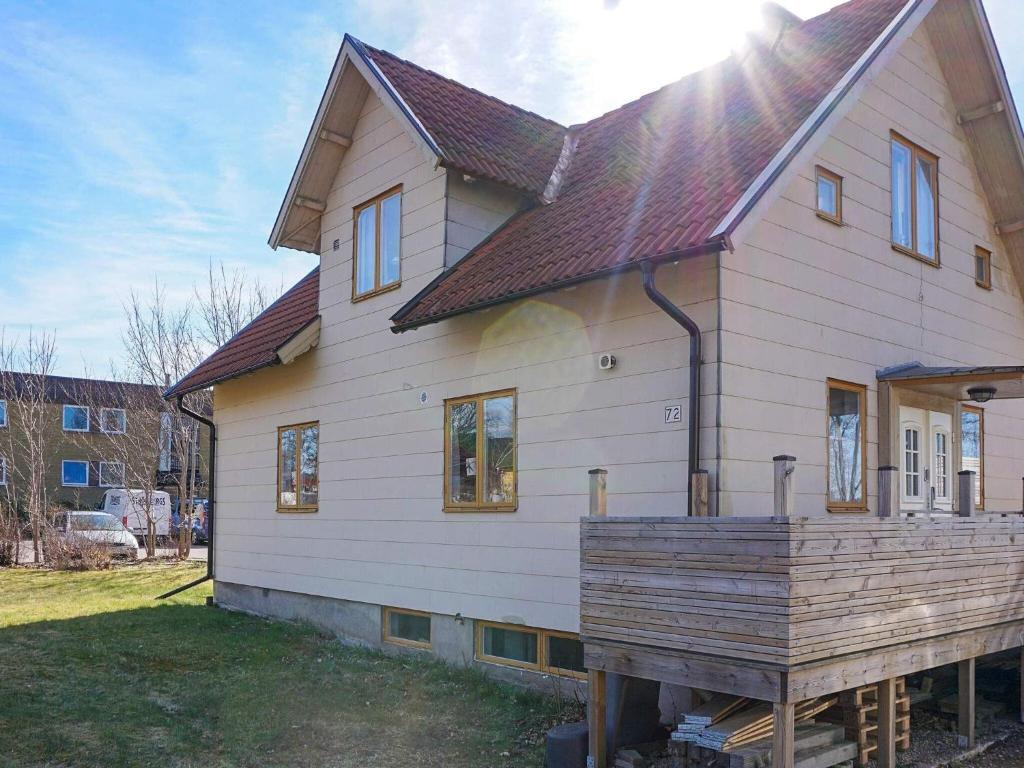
[352,186,402,301]
[891,132,939,264]
[815,166,842,225]
[63,404,89,432]
[475,621,586,679]
[382,607,432,649]
[100,408,127,434]
[961,405,984,507]
[444,389,516,512]
[277,422,319,511]
[98,461,125,488]
[826,379,867,511]
[975,246,992,289]
[61,459,89,487]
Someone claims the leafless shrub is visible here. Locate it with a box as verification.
[42,520,113,571]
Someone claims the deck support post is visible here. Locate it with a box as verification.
[877,678,897,768]
[773,455,796,519]
[958,658,976,748]
[588,669,607,768]
[958,471,976,517]
[589,469,608,518]
[691,469,709,517]
[1020,647,1024,723]
[772,702,795,768]
[878,466,897,517]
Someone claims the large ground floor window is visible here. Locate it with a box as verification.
[475,621,585,678]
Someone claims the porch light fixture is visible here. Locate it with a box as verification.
[967,386,996,403]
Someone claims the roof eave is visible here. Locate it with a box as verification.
[390,238,727,333]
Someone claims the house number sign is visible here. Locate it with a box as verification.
[664,405,682,423]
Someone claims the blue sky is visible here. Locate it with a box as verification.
[1,0,1021,376]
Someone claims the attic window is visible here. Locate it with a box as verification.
[353,187,402,301]
[891,133,939,264]
[815,166,842,225]
[975,246,992,290]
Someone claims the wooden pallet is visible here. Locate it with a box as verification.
[819,679,911,767]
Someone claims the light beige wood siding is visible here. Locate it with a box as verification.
[444,173,525,267]
[719,25,1024,516]
[213,85,719,632]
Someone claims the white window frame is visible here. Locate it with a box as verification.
[0,456,7,485]
[932,427,952,506]
[98,461,125,488]
[0,399,7,428]
[62,405,90,433]
[901,421,924,507]
[100,407,127,434]
[61,460,90,487]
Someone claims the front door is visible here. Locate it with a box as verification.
[899,407,953,511]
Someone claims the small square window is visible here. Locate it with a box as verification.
[100,408,127,434]
[815,166,842,225]
[99,461,125,488]
[383,608,432,649]
[975,246,992,290]
[61,460,89,487]
[63,405,89,432]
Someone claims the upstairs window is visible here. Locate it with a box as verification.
[0,399,6,427]
[891,133,939,263]
[826,379,866,510]
[815,166,842,225]
[100,408,127,434]
[975,246,992,289]
[278,422,319,511]
[353,187,402,300]
[0,456,6,485]
[445,390,516,511]
[63,405,89,432]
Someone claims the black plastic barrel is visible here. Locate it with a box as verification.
[545,721,588,768]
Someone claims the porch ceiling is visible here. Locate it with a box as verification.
[877,363,1024,401]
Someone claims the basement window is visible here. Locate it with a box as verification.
[277,422,319,511]
[382,607,432,649]
[815,166,842,225]
[891,133,939,264]
[826,379,867,511]
[475,622,586,678]
[353,186,402,301]
[975,246,992,289]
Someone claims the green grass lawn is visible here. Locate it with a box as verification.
[0,563,581,767]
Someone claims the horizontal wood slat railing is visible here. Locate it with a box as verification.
[580,515,1024,666]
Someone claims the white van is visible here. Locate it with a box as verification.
[102,489,172,542]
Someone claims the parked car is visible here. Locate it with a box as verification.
[101,489,172,544]
[50,511,138,559]
[171,498,208,544]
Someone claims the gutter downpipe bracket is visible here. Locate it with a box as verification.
[157,395,217,600]
[641,261,702,516]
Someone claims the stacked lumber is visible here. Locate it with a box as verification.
[672,697,836,752]
[727,723,855,768]
[819,680,909,767]
[673,694,751,741]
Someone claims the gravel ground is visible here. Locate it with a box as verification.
[893,710,1024,768]
[954,728,1024,767]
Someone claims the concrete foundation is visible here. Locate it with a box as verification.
[214,580,586,697]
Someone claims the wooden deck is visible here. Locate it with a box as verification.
[581,515,1024,669]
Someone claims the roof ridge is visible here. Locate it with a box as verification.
[357,39,566,131]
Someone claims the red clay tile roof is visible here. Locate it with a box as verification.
[392,0,910,329]
[357,40,568,196]
[166,268,320,397]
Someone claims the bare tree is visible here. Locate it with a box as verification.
[195,260,273,348]
[0,331,58,564]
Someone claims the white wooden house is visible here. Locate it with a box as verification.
[168,0,1024,717]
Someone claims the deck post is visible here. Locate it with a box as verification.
[589,469,608,518]
[773,455,796,518]
[691,469,709,517]
[878,466,897,518]
[877,678,897,767]
[958,657,976,748]
[958,471,976,517]
[1020,647,1024,723]
[587,669,607,768]
[772,702,795,768]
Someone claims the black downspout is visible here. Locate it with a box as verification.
[641,261,701,516]
[157,396,216,599]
